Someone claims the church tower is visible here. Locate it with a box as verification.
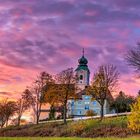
[75,49,90,90]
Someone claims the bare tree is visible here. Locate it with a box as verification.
[16,89,33,126]
[0,99,8,128]
[87,64,119,120]
[4,101,17,127]
[0,99,16,128]
[55,68,77,124]
[31,72,54,124]
[126,43,140,74]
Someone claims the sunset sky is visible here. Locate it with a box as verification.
[0,0,140,100]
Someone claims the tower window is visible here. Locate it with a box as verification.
[80,75,83,80]
[85,105,89,110]
[85,96,90,100]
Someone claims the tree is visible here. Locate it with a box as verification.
[87,64,119,120]
[128,97,140,132]
[111,91,135,113]
[44,86,58,120]
[126,43,140,75]
[31,72,54,124]
[137,90,140,97]
[0,99,16,128]
[54,68,77,124]
[0,103,6,128]
[16,89,33,126]
[4,101,17,127]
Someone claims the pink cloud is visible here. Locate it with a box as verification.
[0,63,40,100]
[119,74,140,96]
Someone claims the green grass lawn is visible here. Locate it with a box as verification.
[0,137,140,140]
[0,116,135,137]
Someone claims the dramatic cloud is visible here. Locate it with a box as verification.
[0,0,140,99]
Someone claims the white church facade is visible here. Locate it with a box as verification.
[67,50,113,117]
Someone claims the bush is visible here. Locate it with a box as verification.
[128,97,140,133]
[68,121,87,135]
[85,110,97,116]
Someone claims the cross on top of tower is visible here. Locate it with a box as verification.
[82,48,85,56]
[77,48,88,66]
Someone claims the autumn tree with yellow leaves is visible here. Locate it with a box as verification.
[53,68,77,124]
[87,64,119,120]
[128,97,140,132]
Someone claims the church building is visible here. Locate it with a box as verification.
[67,49,113,117]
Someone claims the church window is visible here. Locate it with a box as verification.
[78,101,82,104]
[85,105,89,110]
[71,101,74,106]
[80,75,83,80]
[93,101,97,106]
[77,110,82,115]
[85,101,90,104]
[85,96,90,100]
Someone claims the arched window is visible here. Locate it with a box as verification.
[80,75,83,80]
[85,105,89,110]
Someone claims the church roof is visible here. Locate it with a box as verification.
[78,55,88,65]
[75,88,114,102]
[75,65,90,72]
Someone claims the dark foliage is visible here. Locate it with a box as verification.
[111,91,135,113]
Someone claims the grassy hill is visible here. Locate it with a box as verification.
[0,116,137,138]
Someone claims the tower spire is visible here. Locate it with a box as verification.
[82,48,84,56]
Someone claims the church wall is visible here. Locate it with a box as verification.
[67,95,111,117]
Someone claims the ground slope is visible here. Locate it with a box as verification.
[0,116,136,137]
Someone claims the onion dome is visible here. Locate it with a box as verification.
[78,55,88,65]
[75,48,90,73]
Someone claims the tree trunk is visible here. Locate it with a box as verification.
[63,103,67,124]
[36,103,42,125]
[36,115,39,125]
[17,115,21,126]
[36,110,39,125]
[6,118,8,127]
[36,100,39,125]
[115,105,119,115]
[49,105,55,120]
[100,104,104,121]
